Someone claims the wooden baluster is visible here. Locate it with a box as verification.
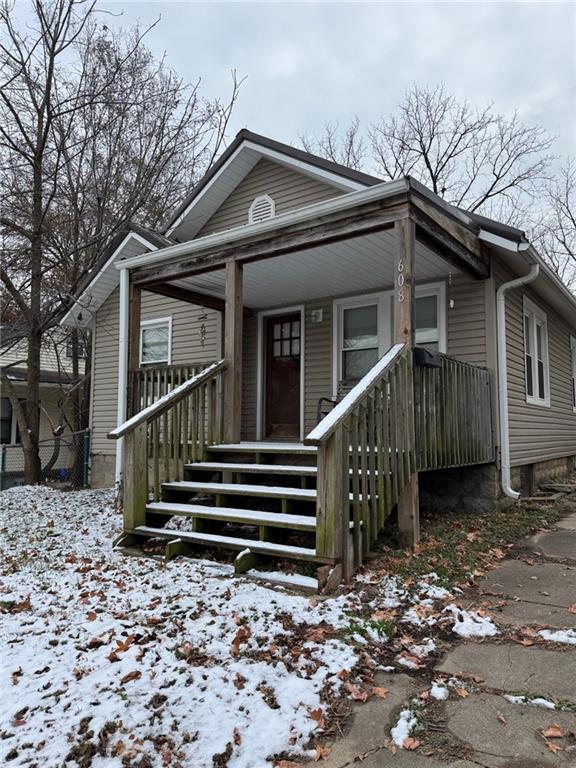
[380,378,391,517]
[182,392,189,466]
[367,394,378,544]
[388,365,398,506]
[350,410,361,569]
[358,403,370,554]
[152,418,160,501]
[199,383,206,459]
[191,387,198,462]
[206,378,214,446]
[374,385,386,529]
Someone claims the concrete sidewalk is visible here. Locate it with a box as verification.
[319,506,576,768]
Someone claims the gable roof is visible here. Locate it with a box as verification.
[164,129,382,241]
[60,223,171,328]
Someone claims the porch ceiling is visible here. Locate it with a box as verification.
[169,230,457,309]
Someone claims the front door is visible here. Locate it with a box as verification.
[265,312,301,439]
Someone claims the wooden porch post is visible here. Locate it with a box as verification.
[128,283,142,416]
[224,260,243,443]
[393,217,420,548]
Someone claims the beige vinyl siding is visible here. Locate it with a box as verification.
[197,158,343,237]
[91,289,221,456]
[304,300,332,434]
[446,273,487,366]
[241,315,258,440]
[494,261,576,465]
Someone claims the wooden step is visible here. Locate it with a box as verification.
[162,480,317,502]
[131,525,329,562]
[184,461,317,476]
[208,442,317,455]
[146,501,316,531]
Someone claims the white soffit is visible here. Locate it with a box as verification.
[167,142,365,243]
[172,231,454,309]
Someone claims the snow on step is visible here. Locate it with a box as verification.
[209,442,318,454]
[185,462,317,476]
[245,569,319,593]
[163,480,317,500]
[132,525,324,561]
[146,501,316,530]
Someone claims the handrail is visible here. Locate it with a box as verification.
[305,343,405,446]
[108,359,226,440]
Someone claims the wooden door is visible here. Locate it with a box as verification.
[265,312,301,439]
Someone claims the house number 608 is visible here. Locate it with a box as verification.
[397,259,405,303]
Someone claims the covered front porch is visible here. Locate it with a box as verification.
[110,179,494,589]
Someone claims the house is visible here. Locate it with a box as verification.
[61,130,576,588]
[0,327,87,487]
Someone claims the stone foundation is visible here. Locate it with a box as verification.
[90,453,116,489]
[511,455,576,495]
[419,463,500,515]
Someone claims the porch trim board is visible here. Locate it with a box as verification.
[256,305,305,441]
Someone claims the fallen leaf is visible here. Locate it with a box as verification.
[116,635,135,652]
[86,611,97,621]
[542,724,564,739]
[233,728,241,746]
[454,687,469,698]
[402,737,420,750]
[372,686,389,699]
[568,603,576,614]
[497,714,507,725]
[11,718,26,727]
[231,626,251,656]
[309,708,325,730]
[314,744,331,760]
[545,741,563,754]
[466,532,478,542]
[344,682,369,701]
[120,670,142,685]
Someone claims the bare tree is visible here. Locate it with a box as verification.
[0,0,240,482]
[301,116,366,171]
[531,159,576,289]
[302,84,554,220]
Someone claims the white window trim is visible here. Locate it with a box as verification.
[139,316,172,366]
[256,305,305,441]
[332,282,447,396]
[570,335,576,414]
[523,296,550,408]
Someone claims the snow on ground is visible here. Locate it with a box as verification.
[390,708,418,747]
[1,486,503,768]
[503,695,556,710]
[538,628,576,645]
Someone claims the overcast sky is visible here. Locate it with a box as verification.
[95,1,575,163]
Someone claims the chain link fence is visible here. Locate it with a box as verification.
[0,429,90,490]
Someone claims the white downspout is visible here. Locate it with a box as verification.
[496,262,539,499]
[115,267,130,487]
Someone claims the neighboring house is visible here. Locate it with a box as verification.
[61,129,576,588]
[0,328,86,486]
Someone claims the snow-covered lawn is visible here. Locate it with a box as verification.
[1,486,498,768]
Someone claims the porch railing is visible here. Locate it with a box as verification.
[109,360,227,530]
[305,343,414,576]
[415,354,493,469]
[128,363,215,416]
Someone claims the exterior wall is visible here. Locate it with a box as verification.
[90,288,221,486]
[197,158,343,238]
[0,331,84,376]
[419,463,500,515]
[494,261,576,467]
[239,270,486,440]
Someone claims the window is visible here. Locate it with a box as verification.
[523,297,549,406]
[334,282,446,390]
[0,398,12,444]
[342,304,379,380]
[272,319,300,359]
[66,337,87,359]
[140,317,172,365]
[571,337,576,413]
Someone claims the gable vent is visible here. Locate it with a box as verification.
[248,194,275,224]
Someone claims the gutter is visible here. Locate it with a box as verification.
[495,241,539,499]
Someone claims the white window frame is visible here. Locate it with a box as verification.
[523,296,550,407]
[139,316,172,366]
[570,336,576,413]
[332,282,447,396]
